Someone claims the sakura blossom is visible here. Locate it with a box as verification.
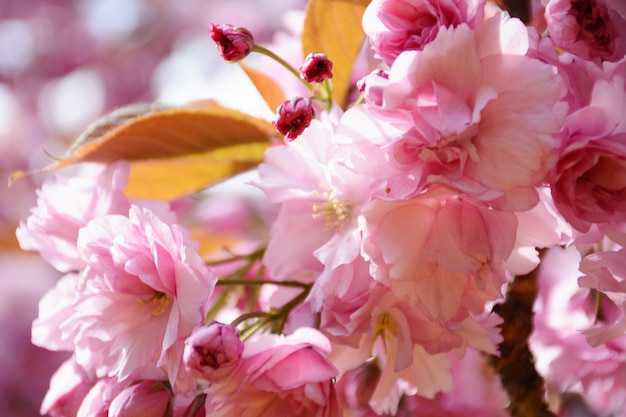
[362,0,486,65]
[363,14,567,210]
[10,0,626,416]
[33,205,217,394]
[545,0,626,62]
[551,75,626,231]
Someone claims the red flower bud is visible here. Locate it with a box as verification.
[272,97,316,141]
[208,23,254,62]
[299,53,333,83]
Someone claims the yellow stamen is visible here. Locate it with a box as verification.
[139,292,172,317]
[311,188,352,232]
[374,312,398,353]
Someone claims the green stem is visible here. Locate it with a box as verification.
[205,246,265,266]
[252,45,312,91]
[216,279,311,289]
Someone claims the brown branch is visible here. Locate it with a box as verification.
[489,249,556,417]
[494,0,532,23]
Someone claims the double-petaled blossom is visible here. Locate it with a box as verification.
[208,23,255,62]
[205,328,340,417]
[551,76,626,231]
[35,205,217,393]
[362,0,486,65]
[16,162,131,272]
[362,14,567,210]
[531,245,626,417]
[545,0,626,62]
[362,192,516,323]
[108,380,172,417]
[183,322,244,383]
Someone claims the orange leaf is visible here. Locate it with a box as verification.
[10,101,278,198]
[302,0,371,108]
[239,62,288,112]
[124,142,269,200]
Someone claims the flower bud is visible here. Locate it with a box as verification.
[272,97,315,141]
[208,23,254,62]
[299,53,333,83]
[181,394,206,417]
[108,380,172,417]
[335,359,381,410]
[183,322,244,382]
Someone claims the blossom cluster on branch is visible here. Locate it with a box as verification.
[14,0,626,416]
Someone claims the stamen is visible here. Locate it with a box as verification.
[374,311,398,353]
[139,292,172,317]
[311,188,352,232]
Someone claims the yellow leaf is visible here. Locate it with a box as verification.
[239,62,288,112]
[125,142,269,200]
[10,101,278,198]
[302,0,371,108]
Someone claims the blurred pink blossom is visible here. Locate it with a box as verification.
[545,0,626,62]
[362,0,485,65]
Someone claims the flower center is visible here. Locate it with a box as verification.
[139,292,172,317]
[374,312,398,353]
[312,189,352,232]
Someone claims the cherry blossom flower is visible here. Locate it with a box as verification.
[183,322,244,383]
[45,205,217,391]
[205,328,340,417]
[362,14,567,209]
[362,192,516,323]
[16,162,131,272]
[531,245,626,417]
[552,76,626,231]
[362,0,486,65]
[40,357,95,417]
[108,380,172,417]
[545,0,626,62]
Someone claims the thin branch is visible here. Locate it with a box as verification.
[489,248,556,417]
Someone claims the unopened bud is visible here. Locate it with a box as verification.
[108,380,172,417]
[183,322,244,382]
[336,359,381,410]
[181,394,206,417]
[208,23,254,62]
[272,97,315,141]
[299,53,333,83]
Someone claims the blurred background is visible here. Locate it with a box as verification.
[0,0,305,415]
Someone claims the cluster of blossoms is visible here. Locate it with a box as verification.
[16,0,626,416]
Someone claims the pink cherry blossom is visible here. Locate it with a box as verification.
[545,0,626,62]
[551,76,626,231]
[108,380,172,417]
[183,322,244,383]
[53,205,216,391]
[363,15,567,209]
[257,116,377,282]
[205,328,340,417]
[531,245,626,417]
[362,192,516,323]
[362,0,486,65]
[16,162,131,272]
[40,357,95,417]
